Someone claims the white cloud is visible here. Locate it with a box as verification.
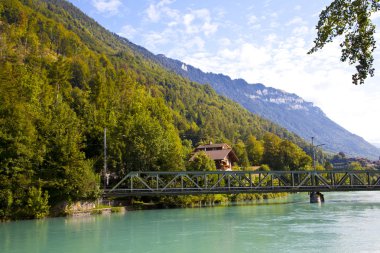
[263,0,272,8]
[269,21,280,28]
[140,3,221,59]
[270,12,278,18]
[183,13,195,29]
[146,4,160,22]
[183,9,218,36]
[118,25,137,39]
[292,26,309,36]
[286,16,305,26]
[371,11,380,20]
[219,48,238,60]
[202,21,218,36]
[247,15,258,25]
[218,38,231,47]
[146,0,179,23]
[247,14,262,29]
[143,31,170,51]
[265,34,278,43]
[185,36,205,50]
[239,43,271,67]
[92,0,122,14]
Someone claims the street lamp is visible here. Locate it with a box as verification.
[311,137,325,171]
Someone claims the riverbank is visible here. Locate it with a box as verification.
[0,193,288,222]
[70,193,288,217]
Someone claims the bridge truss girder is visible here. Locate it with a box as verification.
[103,170,380,197]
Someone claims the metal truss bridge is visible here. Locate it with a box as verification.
[103,170,380,197]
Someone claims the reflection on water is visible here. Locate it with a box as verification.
[2,192,380,253]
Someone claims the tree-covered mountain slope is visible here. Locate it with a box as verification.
[0,0,317,219]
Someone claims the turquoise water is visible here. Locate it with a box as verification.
[2,192,380,253]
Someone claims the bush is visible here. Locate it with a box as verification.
[259,164,270,171]
[25,187,50,219]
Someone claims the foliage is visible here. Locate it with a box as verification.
[110,206,125,213]
[0,189,13,219]
[246,135,264,166]
[262,133,312,170]
[349,161,364,170]
[25,187,50,219]
[309,0,380,84]
[187,151,216,171]
[258,164,270,171]
[0,184,49,220]
[233,140,250,167]
[0,0,314,219]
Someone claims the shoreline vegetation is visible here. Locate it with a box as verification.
[60,193,289,219]
[0,193,288,222]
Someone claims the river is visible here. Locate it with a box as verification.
[2,192,380,253]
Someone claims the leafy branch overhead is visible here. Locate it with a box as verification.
[309,0,380,85]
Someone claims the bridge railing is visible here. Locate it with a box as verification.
[103,170,380,197]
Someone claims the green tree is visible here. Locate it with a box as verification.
[188,151,216,171]
[246,135,264,165]
[25,187,50,219]
[262,133,281,170]
[0,189,13,219]
[278,140,312,171]
[349,161,364,170]
[258,164,270,171]
[309,0,380,84]
[233,140,250,167]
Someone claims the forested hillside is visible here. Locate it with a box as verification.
[0,0,313,219]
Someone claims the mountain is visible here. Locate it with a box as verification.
[170,60,379,160]
[121,46,379,160]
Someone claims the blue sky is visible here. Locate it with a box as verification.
[68,0,380,145]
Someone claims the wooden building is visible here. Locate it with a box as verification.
[190,143,239,171]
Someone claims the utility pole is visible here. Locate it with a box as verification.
[104,127,108,189]
[311,137,325,171]
[310,137,326,203]
[312,137,315,171]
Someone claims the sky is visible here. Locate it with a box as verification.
[68,0,380,145]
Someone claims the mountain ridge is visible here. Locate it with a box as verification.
[119,41,379,160]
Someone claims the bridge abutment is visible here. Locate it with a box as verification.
[310,192,324,203]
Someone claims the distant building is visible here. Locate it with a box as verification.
[189,143,239,171]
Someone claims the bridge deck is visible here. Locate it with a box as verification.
[103,170,380,197]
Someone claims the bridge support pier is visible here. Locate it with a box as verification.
[310,192,325,203]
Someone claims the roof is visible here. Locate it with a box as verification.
[205,149,231,160]
[195,143,231,150]
[189,149,239,162]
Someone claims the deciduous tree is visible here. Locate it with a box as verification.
[309,0,380,84]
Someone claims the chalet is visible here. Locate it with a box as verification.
[189,143,239,171]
